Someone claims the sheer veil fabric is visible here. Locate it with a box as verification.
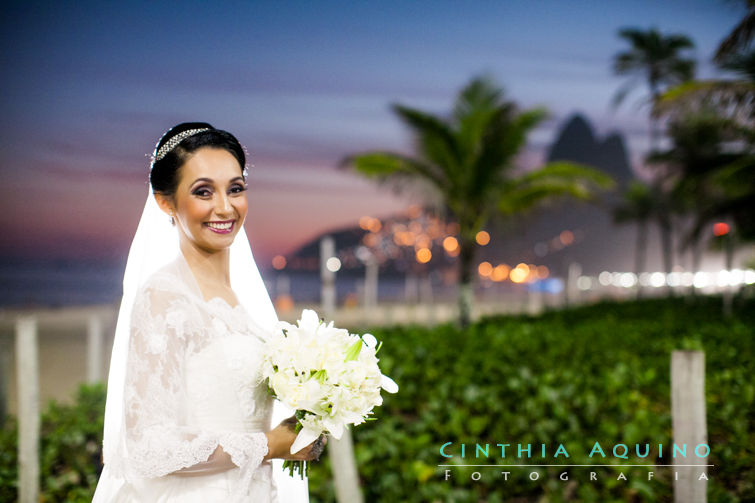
[96,185,309,501]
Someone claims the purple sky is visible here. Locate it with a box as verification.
[0,1,742,267]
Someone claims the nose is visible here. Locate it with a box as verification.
[215,192,233,217]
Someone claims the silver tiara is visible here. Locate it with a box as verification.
[153,127,211,162]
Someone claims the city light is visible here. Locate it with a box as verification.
[326,257,342,272]
[478,261,493,277]
[274,294,294,312]
[272,255,287,270]
[492,264,510,282]
[638,272,651,287]
[510,263,530,283]
[649,272,666,288]
[716,270,730,287]
[359,216,372,230]
[574,269,755,291]
[560,230,574,246]
[693,272,709,288]
[619,273,637,288]
[713,222,730,236]
[443,236,459,253]
[577,276,593,291]
[476,231,490,246]
[730,269,744,286]
[611,272,622,287]
[598,271,612,286]
[416,248,432,263]
[667,272,681,287]
[536,265,549,279]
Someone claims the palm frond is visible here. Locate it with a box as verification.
[715,7,755,62]
[719,48,755,80]
[515,161,616,188]
[453,75,503,121]
[471,108,548,195]
[498,161,615,216]
[342,151,448,192]
[655,80,755,130]
[391,104,462,182]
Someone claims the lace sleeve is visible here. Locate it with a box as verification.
[124,284,269,478]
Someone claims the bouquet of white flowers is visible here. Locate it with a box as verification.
[260,309,398,477]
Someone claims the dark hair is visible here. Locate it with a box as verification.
[150,122,246,196]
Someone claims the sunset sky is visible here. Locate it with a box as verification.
[0,1,742,268]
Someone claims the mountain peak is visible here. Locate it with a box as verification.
[546,113,633,187]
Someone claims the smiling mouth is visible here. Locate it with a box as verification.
[204,220,235,234]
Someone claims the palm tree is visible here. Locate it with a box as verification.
[613,181,654,297]
[648,111,740,292]
[612,27,696,283]
[653,3,755,247]
[342,76,613,327]
[612,27,696,149]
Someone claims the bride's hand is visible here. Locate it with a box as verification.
[263,415,327,461]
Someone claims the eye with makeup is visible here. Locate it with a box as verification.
[191,183,247,198]
[229,182,248,194]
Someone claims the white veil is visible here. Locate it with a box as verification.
[101,148,308,500]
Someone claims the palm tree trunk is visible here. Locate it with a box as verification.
[690,233,702,297]
[650,88,661,153]
[659,216,674,297]
[635,219,648,299]
[457,237,476,328]
[723,233,734,318]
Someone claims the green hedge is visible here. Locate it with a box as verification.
[307,296,755,502]
[1,296,752,502]
[0,382,105,502]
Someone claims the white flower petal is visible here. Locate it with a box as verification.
[380,375,399,393]
[290,426,321,454]
[299,309,321,331]
[362,333,377,348]
[325,419,344,439]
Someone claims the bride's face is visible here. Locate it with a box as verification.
[170,147,248,253]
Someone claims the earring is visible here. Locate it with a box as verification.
[169,211,175,226]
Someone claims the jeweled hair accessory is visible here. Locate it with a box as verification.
[153,127,211,163]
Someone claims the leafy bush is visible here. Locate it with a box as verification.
[39,382,105,502]
[307,296,755,502]
[0,417,18,502]
[2,297,752,502]
[0,383,106,503]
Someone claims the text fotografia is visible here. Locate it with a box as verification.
[439,442,710,460]
[442,470,711,483]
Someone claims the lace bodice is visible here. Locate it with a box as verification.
[109,257,276,500]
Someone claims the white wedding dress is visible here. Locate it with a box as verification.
[94,254,303,502]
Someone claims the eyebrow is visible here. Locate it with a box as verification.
[190,176,244,187]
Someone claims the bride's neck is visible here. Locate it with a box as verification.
[179,239,232,289]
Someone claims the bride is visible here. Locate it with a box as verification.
[93,123,321,502]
